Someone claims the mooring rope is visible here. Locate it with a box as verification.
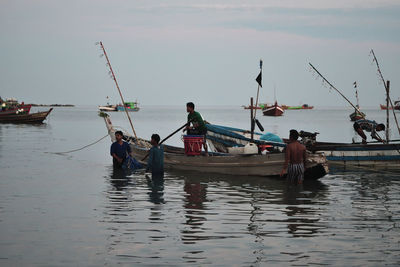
[47,134,110,154]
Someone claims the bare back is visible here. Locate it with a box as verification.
[286,141,306,165]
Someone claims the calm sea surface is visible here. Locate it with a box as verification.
[1,105,399,266]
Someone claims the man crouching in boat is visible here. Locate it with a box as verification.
[110,130,131,169]
[280,130,306,184]
[185,102,208,155]
[353,119,385,144]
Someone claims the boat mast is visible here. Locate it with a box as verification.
[98,41,138,139]
[354,81,359,108]
[254,59,263,119]
[386,81,390,142]
[370,49,400,136]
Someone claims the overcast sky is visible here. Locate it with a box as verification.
[1,0,399,107]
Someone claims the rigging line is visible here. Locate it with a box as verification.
[45,134,110,154]
[370,49,400,136]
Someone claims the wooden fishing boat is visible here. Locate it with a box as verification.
[282,104,314,110]
[262,101,284,116]
[242,105,262,110]
[116,101,140,112]
[308,58,400,168]
[0,108,52,123]
[380,103,400,110]
[98,105,117,112]
[102,114,328,179]
[307,140,400,168]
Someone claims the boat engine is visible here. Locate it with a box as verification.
[299,130,319,146]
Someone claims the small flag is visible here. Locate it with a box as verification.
[256,71,262,87]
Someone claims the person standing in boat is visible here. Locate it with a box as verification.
[185,102,208,155]
[280,129,306,184]
[110,130,131,169]
[146,134,164,180]
[353,119,385,144]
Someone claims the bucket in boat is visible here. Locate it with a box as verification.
[183,135,204,155]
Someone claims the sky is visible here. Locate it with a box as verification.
[1,0,399,107]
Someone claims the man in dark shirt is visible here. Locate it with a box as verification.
[146,134,164,180]
[185,102,208,154]
[110,130,131,169]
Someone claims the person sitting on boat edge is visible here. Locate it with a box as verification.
[146,134,164,180]
[110,130,131,169]
[184,102,208,155]
[353,119,385,144]
[280,129,306,184]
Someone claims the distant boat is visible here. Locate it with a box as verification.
[242,105,262,110]
[282,104,314,110]
[116,101,140,112]
[262,101,284,116]
[380,102,400,110]
[98,105,117,112]
[0,108,52,124]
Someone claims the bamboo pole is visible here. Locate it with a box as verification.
[99,42,137,139]
[370,49,400,135]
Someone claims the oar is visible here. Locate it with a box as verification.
[141,119,194,161]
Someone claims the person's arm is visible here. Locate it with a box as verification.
[280,146,290,177]
[146,148,153,172]
[371,129,384,143]
[303,146,307,166]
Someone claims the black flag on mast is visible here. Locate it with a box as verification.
[256,71,262,87]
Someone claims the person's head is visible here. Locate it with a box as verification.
[115,130,123,141]
[186,102,195,113]
[289,129,299,141]
[151,133,161,146]
[376,123,385,131]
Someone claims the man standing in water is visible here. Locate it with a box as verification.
[146,134,164,180]
[280,129,306,184]
[110,131,131,169]
[185,102,208,155]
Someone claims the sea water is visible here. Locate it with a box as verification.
[0,106,399,266]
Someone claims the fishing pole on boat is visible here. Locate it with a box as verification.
[309,62,386,143]
[98,41,138,139]
[141,119,194,161]
[370,49,400,136]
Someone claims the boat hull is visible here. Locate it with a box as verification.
[262,105,284,116]
[309,142,400,168]
[0,108,52,123]
[130,143,327,178]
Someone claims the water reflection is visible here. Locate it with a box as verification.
[146,174,165,204]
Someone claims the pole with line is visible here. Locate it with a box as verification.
[370,49,400,136]
[99,41,137,139]
[309,62,386,142]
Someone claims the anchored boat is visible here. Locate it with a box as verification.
[102,113,328,179]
